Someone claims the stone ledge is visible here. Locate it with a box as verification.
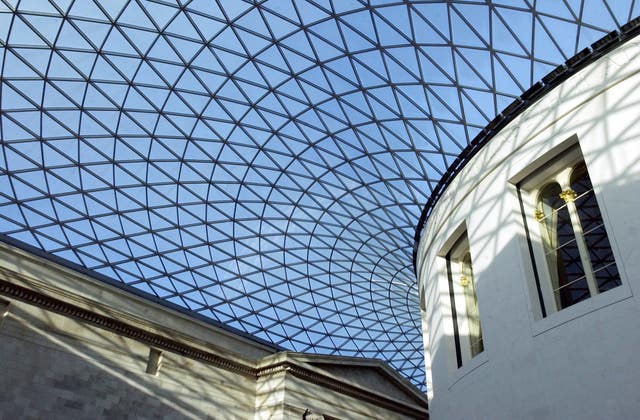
[257,357,428,418]
[0,276,258,378]
[0,241,428,418]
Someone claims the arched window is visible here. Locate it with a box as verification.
[521,147,621,316]
[537,182,589,309]
[446,232,483,368]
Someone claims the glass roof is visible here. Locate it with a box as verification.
[0,0,634,390]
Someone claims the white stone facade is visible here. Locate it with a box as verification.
[0,241,427,419]
[416,37,640,419]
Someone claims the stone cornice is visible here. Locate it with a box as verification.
[258,360,428,418]
[0,248,428,418]
[0,274,257,378]
[0,240,285,367]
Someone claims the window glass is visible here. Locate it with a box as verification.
[570,163,621,293]
[539,182,589,309]
[519,147,622,318]
[446,233,483,368]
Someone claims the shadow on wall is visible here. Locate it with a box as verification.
[426,155,640,418]
[0,302,254,419]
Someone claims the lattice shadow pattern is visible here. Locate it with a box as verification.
[0,0,635,389]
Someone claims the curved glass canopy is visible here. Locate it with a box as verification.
[0,0,634,389]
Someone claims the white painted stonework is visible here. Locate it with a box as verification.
[417,37,640,419]
[0,241,427,419]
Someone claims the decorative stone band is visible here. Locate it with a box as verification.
[258,361,428,418]
[0,297,9,328]
[0,270,428,418]
[0,272,256,377]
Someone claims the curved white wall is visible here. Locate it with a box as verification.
[417,37,640,419]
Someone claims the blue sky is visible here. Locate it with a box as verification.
[0,0,634,390]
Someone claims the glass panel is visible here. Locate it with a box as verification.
[593,263,621,292]
[556,275,591,307]
[0,0,631,392]
[538,182,588,309]
[571,163,621,293]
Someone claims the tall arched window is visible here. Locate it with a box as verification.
[461,251,483,357]
[521,146,621,315]
[537,182,590,309]
[446,232,483,368]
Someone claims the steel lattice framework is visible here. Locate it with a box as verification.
[0,0,636,389]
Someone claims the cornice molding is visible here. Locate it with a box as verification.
[0,269,428,417]
[0,274,257,378]
[258,360,428,418]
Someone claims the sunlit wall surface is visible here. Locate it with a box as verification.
[0,0,635,390]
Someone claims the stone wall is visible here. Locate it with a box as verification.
[416,35,640,419]
[0,241,427,419]
[0,300,255,419]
